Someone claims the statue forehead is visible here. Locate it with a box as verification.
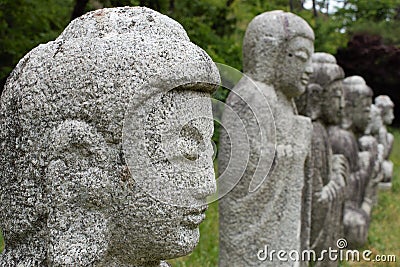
[310,53,344,86]
[343,76,373,97]
[375,95,394,108]
[245,11,314,43]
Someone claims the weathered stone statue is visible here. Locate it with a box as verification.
[374,95,395,189]
[330,75,373,248]
[360,104,386,208]
[0,7,220,266]
[296,52,348,267]
[219,11,314,266]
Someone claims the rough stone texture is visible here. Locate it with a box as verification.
[358,134,383,215]
[295,52,348,267]
[374,95,395,188]
[360,105,385,208]
[330,75,373,248]
[219,11,314,266]
[0,7,220,266]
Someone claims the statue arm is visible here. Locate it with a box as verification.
[317,154,349,204]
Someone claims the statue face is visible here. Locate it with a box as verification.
[323,80,345,125]
[365,104,383,135]
[382,106,394,125]
[351,93,372,133]
[278,36,314,98]
[0,7,221,265]
[118,87,216,262]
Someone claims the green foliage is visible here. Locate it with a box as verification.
[347,20,400,46]
[0,0,74,87]
[331,0,400,46]
[299,10,348,54]
[335,0,400,24]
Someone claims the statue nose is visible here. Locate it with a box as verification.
[305,64,313,75]
[178,125,206,161]
[192,169,217,200]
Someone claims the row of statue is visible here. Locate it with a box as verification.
[219,11,395,267]
[0,6,395,267]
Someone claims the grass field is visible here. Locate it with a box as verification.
[0,130,399,266]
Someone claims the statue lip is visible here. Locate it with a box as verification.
[300,77,309,85]
[183,205,208,215]
[181,205,208,228]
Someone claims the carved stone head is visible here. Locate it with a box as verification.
[308,52,345,125]
[0,7,220,266]
[296,83,323,120]
[375,95,394,126]
[365,104,383,136]
[243,11,314,98]
[342,76,373,134]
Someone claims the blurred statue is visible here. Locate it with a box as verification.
[219,11,314,266]
[375,95,395,189]
[296,52,348,267]
[332,75,374,248]
[0,7,220,266]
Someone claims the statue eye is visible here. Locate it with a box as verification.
[294,50,309,61]
[178,124,205,161]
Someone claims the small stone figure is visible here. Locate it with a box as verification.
[375,95,395,189]
[296,52,348,267]
[0,7,220,266]
[219,11,314,266]
[332,76,374,248]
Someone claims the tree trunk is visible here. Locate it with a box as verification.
[300,0,305,9]
[312,0,318,17]
[169,0,174,14]
[326,0,330,14]
[395,5,400,20]
[226,0,235,7]
[140,0,161,11]
[70,0,89,21]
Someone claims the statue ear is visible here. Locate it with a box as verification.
[45,120,112,265]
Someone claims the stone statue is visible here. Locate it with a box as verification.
[219,11,314,266]
[296,52,348,267]
[0,7,220,266]
[358,135,384,216]
[330,75,374,248]
[374,95,395,188]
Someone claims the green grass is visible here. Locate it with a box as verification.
[1,130,399,266]
[0,229,3,253]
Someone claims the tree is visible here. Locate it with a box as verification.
[0,0,74,90]
[71,0,90,20]
[336,34,400,125]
